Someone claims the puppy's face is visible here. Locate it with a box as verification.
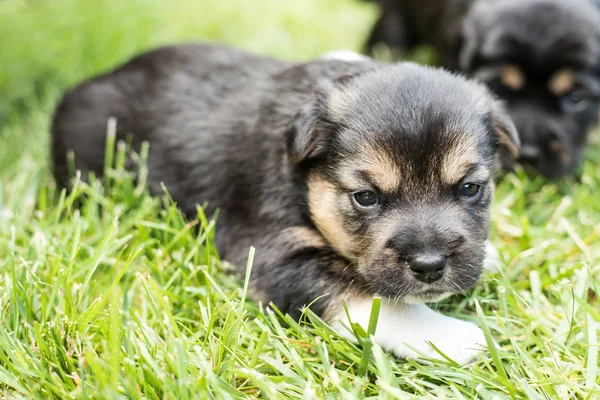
[287,64,519,302]
[460,0,600,178]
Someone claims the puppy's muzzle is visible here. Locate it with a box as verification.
[386,224,466,285]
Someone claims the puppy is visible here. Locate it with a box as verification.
[365,0,600,178]
[52,43,519,363]
[364,0,472,66]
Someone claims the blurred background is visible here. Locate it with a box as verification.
[0,0,376,177]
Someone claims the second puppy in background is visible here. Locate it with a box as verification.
[365,0,600,179]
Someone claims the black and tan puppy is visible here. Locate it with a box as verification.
[365,0,600,178]
[52,43,519,363]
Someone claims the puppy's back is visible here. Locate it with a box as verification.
[51,43,285,187]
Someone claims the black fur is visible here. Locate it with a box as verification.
[52,43,518,319]
[365,0,600,178]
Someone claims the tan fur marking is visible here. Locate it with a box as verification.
[549,69,575,97]
[440,134,479,184]
[500,64,525,91]
[307,175,356,259]
[359,144,402,193]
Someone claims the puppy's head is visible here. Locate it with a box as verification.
[459,0,600,178]
[286,64,519,302]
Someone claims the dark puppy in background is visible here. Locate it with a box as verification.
[365,0,600,178]
[52,43,519,363]
[364,0,472,66]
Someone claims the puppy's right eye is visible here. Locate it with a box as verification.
[459,183,482,199]
[353,190,378,207]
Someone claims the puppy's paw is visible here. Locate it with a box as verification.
[395,316,486,364]
[334,298,487,365]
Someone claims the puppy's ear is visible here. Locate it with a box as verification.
[286,97,330,163]
[286,75,364,163]
[490,104,520,159]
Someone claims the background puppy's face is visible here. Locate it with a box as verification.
[287,64,519,301]
[460,0,600,179]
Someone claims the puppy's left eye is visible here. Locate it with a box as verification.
[459,183,481,199]
[353,190,378,207]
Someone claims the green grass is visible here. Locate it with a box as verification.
[0,0,599,398]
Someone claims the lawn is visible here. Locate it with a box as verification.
[0,0,598,398]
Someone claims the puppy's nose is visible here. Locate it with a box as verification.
[409,254,447,284]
